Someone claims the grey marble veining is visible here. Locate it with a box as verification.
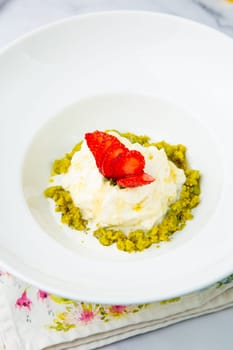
[194,0,233,34]
[0,0,233,47]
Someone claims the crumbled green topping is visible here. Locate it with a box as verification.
[45,131,201,253]
[109,130,151,146]
[51,141,83,175]
[44,185,87,230]
[153,141,187,170]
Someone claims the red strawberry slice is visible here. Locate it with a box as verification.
[117,172,155,188]
[112,150,145,179]
[85,131,104,162]
[97,138,121,169]
[101,144,127,178]
[85,131,121,168]
[85,131,155,188]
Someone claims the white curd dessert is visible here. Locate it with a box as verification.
[61,133,186,232]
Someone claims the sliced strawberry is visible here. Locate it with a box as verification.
[101,144,127,178]
[117,172,155,188]
[85,131,105,158]
[85,131,121,168]
[112,150,145,179]
[97,138,121,169]
[85,131,154,189]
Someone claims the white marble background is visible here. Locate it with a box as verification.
[0,1,233,349]
[0,0,233,48]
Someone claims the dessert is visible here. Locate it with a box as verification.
[45,130,201,252]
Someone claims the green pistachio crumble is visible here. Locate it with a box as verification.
[45,131,201,253]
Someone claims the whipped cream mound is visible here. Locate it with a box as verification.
[62,133,186,231]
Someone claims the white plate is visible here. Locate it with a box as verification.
[0,11,233,304]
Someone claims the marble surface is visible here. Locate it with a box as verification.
[0,0,233,48]
[0,1,233,349]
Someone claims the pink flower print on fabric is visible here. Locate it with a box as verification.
[16,291,32,310]
[109,305,126,314]
[37,290,49,301]
[79,310,95,323]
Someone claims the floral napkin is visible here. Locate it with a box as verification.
[0,269,233,350]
